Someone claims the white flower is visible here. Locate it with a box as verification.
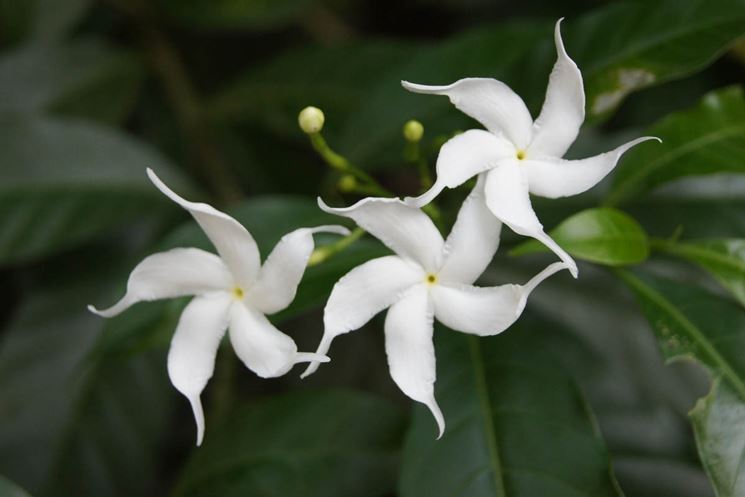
[401,19,659,278]
[301,177,567,436]
[89,169,347,445]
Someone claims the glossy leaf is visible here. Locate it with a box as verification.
[577,0,745,119]
[616,270,745,497]
[173,390,406,497]
[0,115,189,266]
[654,239,745,307]
[400,324,623,497]
[157,0,313,31]
[690,379,745,497]
[0,263,175,497]
[607,86,745,205]
[510,207,649,266]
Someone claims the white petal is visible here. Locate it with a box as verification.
[167,293,232,446]
[300,256,423,378]
[484,162,578,277]
[438,174,502,285]
[529,19,585,158]
[147,168,260,288]
[402,78,533,148]
[432,262,567,335]
[248,225,349,315]
[88,248,233,317]
[229,302,327,379]
[525,137,660,198]
[384,284,444,438]
[318,197,444,272]
[404,129,514,208]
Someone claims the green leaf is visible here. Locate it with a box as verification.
[690,379,745,497]
[0,115,189,266]
[653,239,745,307]
[0,262,175,497]
[0,476,33,497]
[607,86,745,205]
[157,0,313,31]
[510,207,649,266]
[0,39,144,124]
[400,324,623,497]
[578,0,745,119]
[173,389,406,497]
[616,270,745,497]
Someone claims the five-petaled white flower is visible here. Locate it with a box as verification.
[301,178,567,436]
[402,19,659,278]
[89,169,347,445]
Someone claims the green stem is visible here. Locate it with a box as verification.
[309,227,366,266]
[405,141,432,189]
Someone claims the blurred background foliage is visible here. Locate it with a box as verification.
[0,0,744,496]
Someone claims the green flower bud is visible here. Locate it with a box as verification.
[338,174,357,192]
[403,120,424,142]
[298,106,325,134]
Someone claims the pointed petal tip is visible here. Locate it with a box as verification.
[188,395,206,447]
[299,363,318,379]
[426,398,446,440]
[309,225,350,236]
[295,352,330,364]
[86,303,117,318]
[400,80,448,95]
[554,17,569,57]
[403,181,445,208]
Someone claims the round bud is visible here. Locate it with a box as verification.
[298,106,325,134]
[403,119,424,142]
[338,174,357,192]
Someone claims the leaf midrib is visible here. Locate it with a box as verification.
[607,124,745,205]
[618,270,745,402]
[468,336,507,497]
[662,242,745,273]
[585,13,743,77]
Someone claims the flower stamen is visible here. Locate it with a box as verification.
[232,287,245,300]
[516,149,527,161]
[425,273,438,286]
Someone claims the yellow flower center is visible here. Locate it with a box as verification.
[425,273,438,286]
[232,287,245,300]
[516,149,527,161]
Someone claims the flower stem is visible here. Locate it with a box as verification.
[309,133,386,193]
[309,227,366,266]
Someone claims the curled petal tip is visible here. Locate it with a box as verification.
[310,224,351,236]
[295,352,330,364]
[316,196,333,213]
[188,395,206,447]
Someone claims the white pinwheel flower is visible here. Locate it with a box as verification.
[402,19,659,278]
[89,169,347,445]
[301,178,567,436]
